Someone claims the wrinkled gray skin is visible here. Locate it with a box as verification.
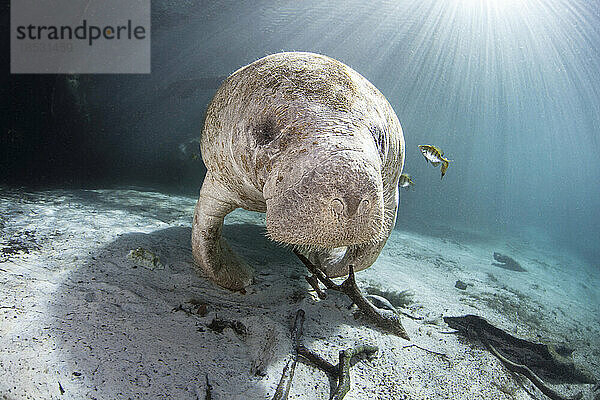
[192,52,404,291]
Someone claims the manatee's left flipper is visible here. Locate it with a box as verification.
[191,173,254,291]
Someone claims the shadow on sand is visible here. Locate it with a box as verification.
[50,223,365,399]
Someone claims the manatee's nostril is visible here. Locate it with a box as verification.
[332,195,372,217]
[331,198,344,215]
[359,198,370,213]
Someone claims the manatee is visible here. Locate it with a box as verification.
[192,52,405,291]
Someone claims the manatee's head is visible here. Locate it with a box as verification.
[260,127,385,250]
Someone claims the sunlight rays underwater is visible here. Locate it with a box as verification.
[352,0,600,263]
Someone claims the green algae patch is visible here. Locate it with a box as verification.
[127,247,163,270]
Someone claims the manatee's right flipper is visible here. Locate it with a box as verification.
[191,174,253,291]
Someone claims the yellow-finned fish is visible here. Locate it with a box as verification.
[399,173,414,189]
[418,144,451,179]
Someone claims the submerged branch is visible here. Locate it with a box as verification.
[298,344,378,400]
[205,374,212,400]
[480,335,582,400]
[272,310,305,400]
[403,344,449,360]
[305,274,327,299]
[332,345,379,400]
[293,250,409,340]
[298,345,338,376]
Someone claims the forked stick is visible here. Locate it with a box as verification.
[293,250,409,340]
[298,344,378,400]
[480,334,583,400]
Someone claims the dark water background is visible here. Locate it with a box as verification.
[2,0,599,265]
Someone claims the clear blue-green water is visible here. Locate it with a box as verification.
[5,0,600,263]
[364,0,600,266]
[143,0,600,264]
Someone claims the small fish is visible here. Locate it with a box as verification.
[178,138,202,162]
[418,144,451,178]
[399,173,414,189]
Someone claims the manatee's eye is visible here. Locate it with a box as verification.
[254,119,277,145]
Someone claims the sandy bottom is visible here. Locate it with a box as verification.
[1,188,598,399]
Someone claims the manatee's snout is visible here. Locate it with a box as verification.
[264,154,384,248]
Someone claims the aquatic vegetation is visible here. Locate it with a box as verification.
[461,290,544,331]
[207,316,247,336]
[127,247,163,270]
[454,280,468,290]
